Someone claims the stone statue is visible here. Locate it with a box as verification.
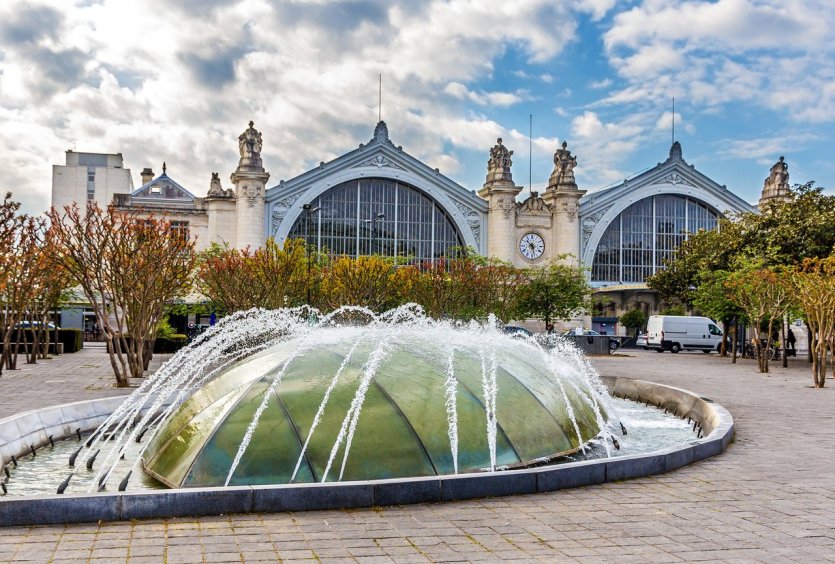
[760,156,790,207]
[488,138,513,172]
[207,172,225,197]
[239,120,263,158]
[548,141,578,191]
[519,191,548,214]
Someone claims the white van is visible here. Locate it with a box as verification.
[646,315,723,353]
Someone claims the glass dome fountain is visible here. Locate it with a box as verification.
[141,321,607,487]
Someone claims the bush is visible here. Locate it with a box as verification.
[153,334,188,353]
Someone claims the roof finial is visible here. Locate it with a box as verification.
[248,120,254,128]
[162,161,167,174]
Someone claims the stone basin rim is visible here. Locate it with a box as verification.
[0,375,734,526]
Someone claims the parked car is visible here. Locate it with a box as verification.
[562,329,621,352]
[646,315,723,353]
[637,332,649,349]
[502,325,533,339]
[13,321,59,330]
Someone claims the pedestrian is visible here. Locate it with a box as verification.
[787,328,796,353]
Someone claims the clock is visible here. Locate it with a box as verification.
[519,232,545,260]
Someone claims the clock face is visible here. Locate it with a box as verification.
[519,232,545,260]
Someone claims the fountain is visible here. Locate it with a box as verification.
[80,305,614,491]
[0,305,735,526]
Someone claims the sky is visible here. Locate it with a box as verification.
[1,0,833,215]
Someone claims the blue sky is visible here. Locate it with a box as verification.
[1,0,832,214]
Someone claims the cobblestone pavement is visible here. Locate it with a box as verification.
[1,347,834,562]
[0,343,167,419]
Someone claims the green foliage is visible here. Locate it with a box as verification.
[618,309,646,336]
[658,305,686,316]
[516,259,591,326]
[155,316,178,339]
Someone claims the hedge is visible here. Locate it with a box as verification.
[2,329,83,353]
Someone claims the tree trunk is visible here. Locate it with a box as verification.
[731,326,738,364]
[781,322,788,369]
[720,320,729,357]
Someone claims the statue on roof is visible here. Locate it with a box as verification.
[239,121,262,157]
[488,138,513,172]
[207,172,226,197]
[547,141,578,191]
[760,156,790,207]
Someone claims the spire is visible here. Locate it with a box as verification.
[162,161,167,174]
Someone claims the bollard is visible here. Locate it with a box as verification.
[57,474,72,494]
[118,471,132,492]
[86,449,100,470]
[69,445,83,467]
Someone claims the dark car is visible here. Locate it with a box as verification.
[502,325,533,339]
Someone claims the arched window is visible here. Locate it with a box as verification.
[591,195,719,283]
[286,178,463,261]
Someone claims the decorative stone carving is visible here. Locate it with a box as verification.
[372,121,389,144]
[353,154,405,170]
[518,191,549,215]
[659,172,694,187]
[495,197,516,219]
[271,194,302,228]
[240,184,262,207]
[207,172,233,198]
[581,206,610,249]
[665,141,683,163]
[238,121,264,169]
[547,141,578,191]
[485,138,514,184]
[560,200,579,222]
[454,201,483,246]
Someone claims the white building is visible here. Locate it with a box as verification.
[54,120,788,330]
[51,151,134,211]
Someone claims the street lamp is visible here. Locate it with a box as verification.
[302,203,321,305]
[363,212,386,255]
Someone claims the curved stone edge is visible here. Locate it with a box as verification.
[0,377,734,526]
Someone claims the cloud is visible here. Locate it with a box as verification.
[444,82,527,107]
[599,0,835,122]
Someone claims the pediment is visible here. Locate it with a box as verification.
[132,174,195,201]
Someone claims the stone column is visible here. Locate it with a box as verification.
[231,121,270,250]
[477,138,522,262]
[542,141,586,264]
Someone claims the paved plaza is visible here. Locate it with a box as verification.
[1,345,834,563]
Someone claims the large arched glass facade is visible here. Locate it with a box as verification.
[591,195,719,283]
[287,178,463,261]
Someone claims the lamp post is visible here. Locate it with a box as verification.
[363,212,386,255]
[302,203,321,305]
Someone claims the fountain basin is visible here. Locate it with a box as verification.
[0,376,734,526]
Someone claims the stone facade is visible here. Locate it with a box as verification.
[53,121,785,333]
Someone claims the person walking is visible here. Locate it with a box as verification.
[787,328,797,355]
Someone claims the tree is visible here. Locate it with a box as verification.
[46,203,197,386]
[516,259,591,327]
[724,263,795,373]
[789,257,835,388]
[198,238,308,313]
[691,270,745,358]
[618,309,646,338]
[319,255,404,312]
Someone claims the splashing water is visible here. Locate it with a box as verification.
[61,305,622,491]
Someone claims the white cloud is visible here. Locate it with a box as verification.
[0,0,607,214]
